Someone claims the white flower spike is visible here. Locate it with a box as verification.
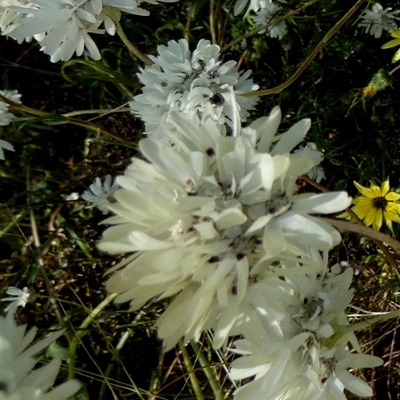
[130,38,259,141]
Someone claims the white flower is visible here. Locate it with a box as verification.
[0,139,15,160]
[234,0,272,16]
[8,0,177,62]
[295,142,325,183]
[0,88,22,127]
[0,0,45,42]
[129,38,259,141]
[358,3,400,38]
[253,2,287,38]
[229,266,382,399]
[311,345,383,399]
[98,107,350,350]
[81,174,119,214]
[0,310,81,399]
[1,287,30,311]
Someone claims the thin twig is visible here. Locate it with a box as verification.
[221,0,321,53]
[105,7,153,65]
[68,292,118,380]
[26,169,72,342]
[0,93,127,143]
[240,0,366,97]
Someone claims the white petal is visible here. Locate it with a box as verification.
[292,192,352,214]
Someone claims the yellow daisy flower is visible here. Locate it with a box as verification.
[381,29,400,63]
[352,179,400,231]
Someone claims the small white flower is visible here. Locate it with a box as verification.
[358,3,400,38]
[1,287,30,311]
[234,0,272,16]
[253,2,287,38]
[82,174,119,214]
[295,142,325,183]
[0,88,22,127]
[130,38,259,141]
[0,139,15,160]
[0,310,81,399]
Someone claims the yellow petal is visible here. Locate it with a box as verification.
[354,181,375,198]
[386,202,400,217]
[392,48,400,63]
[383,206,400,230]
[363,207,379,228]
[369,182,382,197]
[381,38,400,49]
[372,209,383,231]
[386,192,400,201]
[352,199,374,214]
[381,179,390,197]
[390,29,400,39]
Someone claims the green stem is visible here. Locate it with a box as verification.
[106,7,152,65]
[68,292,118,380]
[241,0,366,97]
[191,341,225,400]
[178,341,205,400]
[340,309,400,337]
[0,210,26,239]
[0,93,127,143]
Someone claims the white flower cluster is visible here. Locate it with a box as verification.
[98,105,353,348]
[0,298,81,399]
[82,174,119,214]
[99,80,381,395]
[2,0,177,62]
[230,265,383,399]
[129,39,259,141]
[358,3,400,38]
[253,1,287,38]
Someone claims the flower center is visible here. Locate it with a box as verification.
[373,196,388,210]
[319,356,336,383]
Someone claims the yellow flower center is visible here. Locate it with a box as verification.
[373,196,388,210]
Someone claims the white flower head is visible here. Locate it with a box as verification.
[0,0,45,42]
[358,3,400,38]
[1,287,30,312]
[0,311,81,399]
[230,267,382,400]
[253,2,287,38]
[130,38,259,141]
[7,0,177,62]
[82,174,119,214]
[98,106,351,350]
